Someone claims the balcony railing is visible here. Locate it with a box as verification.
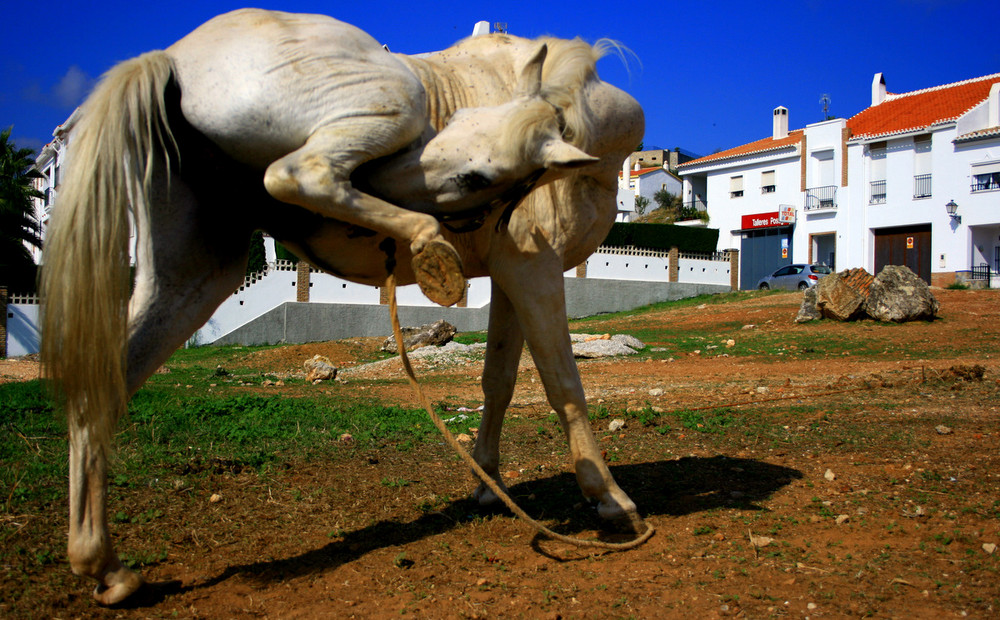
[869,180,886,204]
[972,173,1000,192]
[913,174,932,199]
[804,185,837,211]
[683,198,708,213]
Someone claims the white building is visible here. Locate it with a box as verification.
[616,162,684,222]
[678,72,1000,288]
[29,109,79,264]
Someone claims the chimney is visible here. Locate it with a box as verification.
[772,106,788,139]
[472,21,490,36]
[989,82,1000,128]
[872,73,886,106]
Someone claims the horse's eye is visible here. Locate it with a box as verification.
[454,172,492,194]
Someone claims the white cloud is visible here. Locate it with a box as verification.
[21,65,95,109]
[52,66,94,108]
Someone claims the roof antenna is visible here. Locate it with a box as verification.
[820,93,832,120]
[492,22,508,34]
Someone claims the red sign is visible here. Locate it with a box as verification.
[741,212,784,229]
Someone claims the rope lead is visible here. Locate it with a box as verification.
[386,274,654,551]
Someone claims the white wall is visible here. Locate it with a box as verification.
[7,247,734,355]
[796,120,848,268]
[586,251,672,281]
[847,127,1000,274]
[6,301,40,358]
[193,264,301,344]
[584,248,732,286]
[677,254,733,286]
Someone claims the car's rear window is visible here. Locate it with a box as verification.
[811,265,833,274]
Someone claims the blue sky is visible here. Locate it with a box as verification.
[2,0,997,158]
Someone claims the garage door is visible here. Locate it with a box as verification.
[873,224,931,283]
[740,228,793,290]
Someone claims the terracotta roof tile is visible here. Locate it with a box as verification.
[848,73,1000,140]
[618,166,664,179]
[677,130,803,168]
[955,126,1000,143]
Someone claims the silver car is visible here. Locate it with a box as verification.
[757,264,832,290]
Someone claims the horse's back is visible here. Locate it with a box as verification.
[167,9,426,168]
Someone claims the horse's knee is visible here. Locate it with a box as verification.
[408,219,445,255]
[263,161,305,203]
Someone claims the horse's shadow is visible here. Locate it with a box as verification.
[141,455,801,603]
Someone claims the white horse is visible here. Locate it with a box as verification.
[41,9,644,605]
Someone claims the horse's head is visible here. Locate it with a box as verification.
[361,44,598,218]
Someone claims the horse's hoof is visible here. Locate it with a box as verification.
[92,567,146,606]
[606,510,648,535]
[473,478,509,507]
[597,497,642,531]
[412,240,466,307]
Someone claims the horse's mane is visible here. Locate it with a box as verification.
[436,34,606,154]
[535,36,604,151]
[429,33,623,251]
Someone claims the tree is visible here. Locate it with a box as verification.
[634,195,650,216]
[652,187,682,222]
[0,127,43,292]
[247,230,266,275]
[274,241,299,265]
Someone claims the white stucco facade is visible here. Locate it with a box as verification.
[617,163,683,221]
[679,73,1000,288]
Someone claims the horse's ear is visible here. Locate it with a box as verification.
[515,43,547,98]
[539,139,599,169]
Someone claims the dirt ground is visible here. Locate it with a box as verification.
[3,288,1000,618]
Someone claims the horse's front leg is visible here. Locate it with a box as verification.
[472,280,525,505]
[263,123,465,306]
[490,251,639,526]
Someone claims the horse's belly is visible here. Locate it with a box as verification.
[167,9,424,169]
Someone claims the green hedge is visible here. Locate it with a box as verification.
[602,222,719,253]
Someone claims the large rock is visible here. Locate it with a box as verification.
[571,334,644,358]
[795,286,821,323]
[304,355,337,382]
[863,265,938,322]
[381,319,457,353]
[815,268,874,321]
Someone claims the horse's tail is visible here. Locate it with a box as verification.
[41,50,178,452]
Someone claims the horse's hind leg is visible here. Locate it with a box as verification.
[263,123,465,306]
[67,172,250,605]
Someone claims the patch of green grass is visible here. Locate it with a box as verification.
[0,380,68,508]
[452,332,487,346]
[675,408,737,434]
[0,374,478,514]
[121,547,168,569]
[570,291,761,326]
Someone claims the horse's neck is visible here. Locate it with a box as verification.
[397,52,515,131]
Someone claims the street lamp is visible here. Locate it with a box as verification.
[945,199,961,224]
